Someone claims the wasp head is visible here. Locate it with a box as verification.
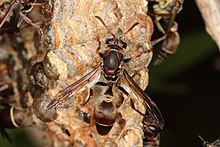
[105,38,127,50]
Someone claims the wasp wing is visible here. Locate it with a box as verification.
[122,69,164,129]
[46,64,102,111]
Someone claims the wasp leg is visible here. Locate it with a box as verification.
[151,34,167,46]
[19,9,43,39]
[117,86,148,118]
[79,88,93,107]
[80,81,109,107]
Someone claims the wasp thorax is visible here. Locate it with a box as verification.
[103,49,123,80]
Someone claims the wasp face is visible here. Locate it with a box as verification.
[105,38,127,50]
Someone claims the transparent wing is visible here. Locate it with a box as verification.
[46,64,101,111]
[123,69,164,129]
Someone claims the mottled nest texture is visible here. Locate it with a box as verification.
[0,0,160,147]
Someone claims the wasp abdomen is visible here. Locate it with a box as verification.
[0,107,23,128]
[154,22,180,65]
[94,101,118,135]
[94,101,118,126]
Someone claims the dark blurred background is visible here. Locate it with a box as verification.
[0,0,220,147]
[148,0,220,146]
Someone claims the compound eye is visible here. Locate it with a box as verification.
[121,41,127,48]
[148,125,160,137]
[105,38,113,44]
[148,125,157,132]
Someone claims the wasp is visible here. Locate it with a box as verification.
[0,106,28,142]
[42,16,164,135]
[0,85,32,142]
[199,136,220,147]
[147,0,184,65]
[153,21,180,65]
[0,79,25,142]
[0,58,32,142]
[0,0,43,36]
[143,116,161,146]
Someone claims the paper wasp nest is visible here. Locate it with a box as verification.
[30,0,154,147]
[0,0,155,147]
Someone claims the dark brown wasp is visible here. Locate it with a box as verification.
[147,0,184,65]
[0,62,32,142]
[143,117,161,146]
[0,106,28,142]
[0,0,43,36]
[198,136,220,147]
[153,21,180,65]
[44,16,164,135]
[0,81,32,142]
[0,80,29,142]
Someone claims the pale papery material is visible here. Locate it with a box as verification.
[195,0,220,50]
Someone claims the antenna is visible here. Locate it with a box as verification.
[95,16,115,38]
